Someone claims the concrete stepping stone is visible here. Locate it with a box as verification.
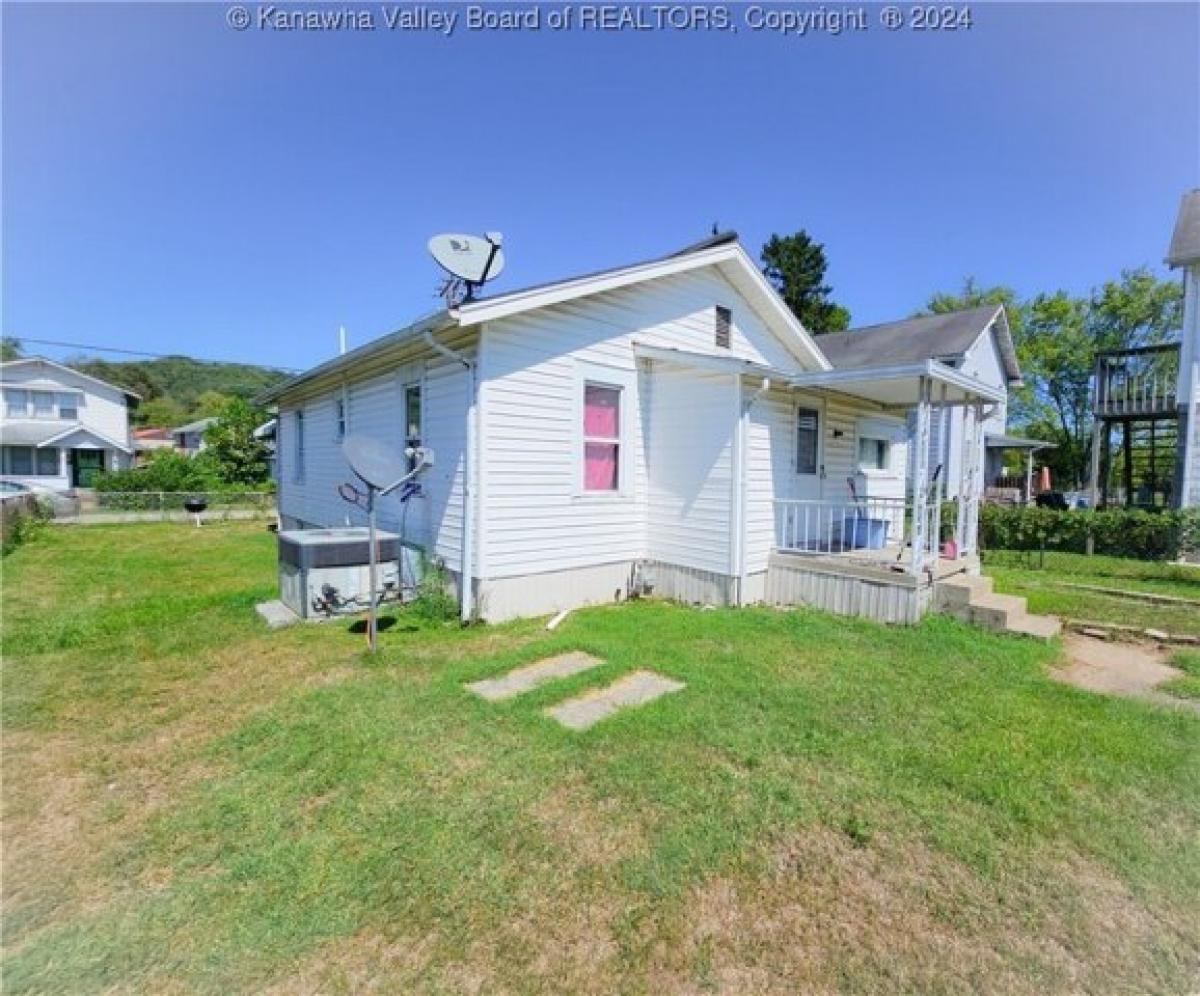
[466,651,603,702]
[545,670,685,730]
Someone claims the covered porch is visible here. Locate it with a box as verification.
[774,360,1004,578]
[635,343,1003,623]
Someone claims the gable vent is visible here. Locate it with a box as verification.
[715,305,731,349]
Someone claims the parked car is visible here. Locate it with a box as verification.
[0,479,75,514]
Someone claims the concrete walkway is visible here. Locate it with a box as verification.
[545,670,685,730]
[1054,634,1200,713]
[466,651,603,702]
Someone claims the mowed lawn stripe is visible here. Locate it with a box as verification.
[2,523,1197,994]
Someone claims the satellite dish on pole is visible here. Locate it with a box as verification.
[344,435,408,493]
[429,231,505,305]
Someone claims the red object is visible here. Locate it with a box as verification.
[941,539,958,559]
[1038,465,1052,493]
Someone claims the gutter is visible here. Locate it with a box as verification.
[423,325,478,624]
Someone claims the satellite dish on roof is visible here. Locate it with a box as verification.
[343,434,408,492]
[429,232,505,306]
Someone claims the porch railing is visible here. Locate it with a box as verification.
[773,498,941,574]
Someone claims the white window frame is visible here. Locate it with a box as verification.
[572,361,634,500]
[5,389,28,419]
[36,447,59,476]
[855,415,905,478]
[335,394,347,442]
[31,391,56,419]
[293,408,306,484]
[794,401,823,477]
[58,393,81,420]
[403,380,422,471]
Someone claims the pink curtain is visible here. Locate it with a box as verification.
[584,385,620,490]
[584,385,619,437]
[585,443,619,490]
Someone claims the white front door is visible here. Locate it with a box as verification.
[791,397,824,501]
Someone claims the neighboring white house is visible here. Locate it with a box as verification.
[0,357,137,489]
[260,234,1005,624]
[172,416,219,454]
[1167,188,1200,509]
[818,306,1025,501]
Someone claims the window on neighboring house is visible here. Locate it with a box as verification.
[583,382,621,491]
[5,390,28,418]
[32,392,55,418]
[36,448,59,476]
[293,410,305,483]
[858,436,891,471]
[335,397,346,441]
[7,446,33,475]
[715,305,732,349]
[58,393,79,420]
[404,384,421,469]
[795,407,819,475]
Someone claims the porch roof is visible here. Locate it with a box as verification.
[788,360,1006,406]
[632,344,1005,407]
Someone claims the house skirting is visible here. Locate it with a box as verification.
[476,561,636,623]
[764,552,930,625]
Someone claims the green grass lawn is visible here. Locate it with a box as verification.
[3,524,1199,994]
[986,549,1200,637]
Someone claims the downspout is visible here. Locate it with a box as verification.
[424,326,478,623]
[734,376,771,606]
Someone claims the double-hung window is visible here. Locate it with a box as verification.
[58,393,80,420]
[5,390,28,418]
[582,382,622,492]
[335,397,346,441]
[404,384,422,470]
[36,449,58,476]
[795,407,819,475]
[293,409,305,483]
[32,392,55,418]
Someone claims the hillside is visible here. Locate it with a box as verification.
[68,355,290,426]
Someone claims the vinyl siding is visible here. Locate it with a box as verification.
[478,268,810,579]
[1,361,132,451]
[275,348,471,572]
[742,389,907,576]
[645,364,736,575]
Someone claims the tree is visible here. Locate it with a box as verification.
[760,232,850,333]
[202,398,272,485]
[1,336,23,360]
[195,390,236,418]
[923,269,1184,488]
[137,396,189,429]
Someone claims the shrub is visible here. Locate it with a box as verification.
[1,496,50,556]
[408,557,460,622]
[980,505,1200,561]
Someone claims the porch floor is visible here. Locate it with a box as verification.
[774,545,977,583]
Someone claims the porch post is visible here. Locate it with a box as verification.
[1025,449,1035,504]
[963,401,985,556]
[910,376,932,576]
[956,403,973,554]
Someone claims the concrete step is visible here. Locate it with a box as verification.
[1005,613,1062,641]
[933,574,994,610]
[967,592,1028,631]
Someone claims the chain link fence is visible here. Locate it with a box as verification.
[50,491,276,524]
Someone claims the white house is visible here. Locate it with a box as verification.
[261,234,1012,626]
[818,306,1027,501]
[0,357,137,489]
[1167,188,1200,508]
[172,416,219,454]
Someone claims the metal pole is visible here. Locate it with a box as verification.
[367,488,378,654]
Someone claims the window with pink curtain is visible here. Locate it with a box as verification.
[583,383,620,491]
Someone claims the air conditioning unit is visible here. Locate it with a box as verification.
[278,527,401,619]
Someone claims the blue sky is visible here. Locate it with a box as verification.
[3,2,1197,371]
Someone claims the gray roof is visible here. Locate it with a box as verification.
[172,416,219,435]
[0,421,79,446]
[1166,189,1200,268]
[816,305,1021,385]
[985,432,1055,450]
